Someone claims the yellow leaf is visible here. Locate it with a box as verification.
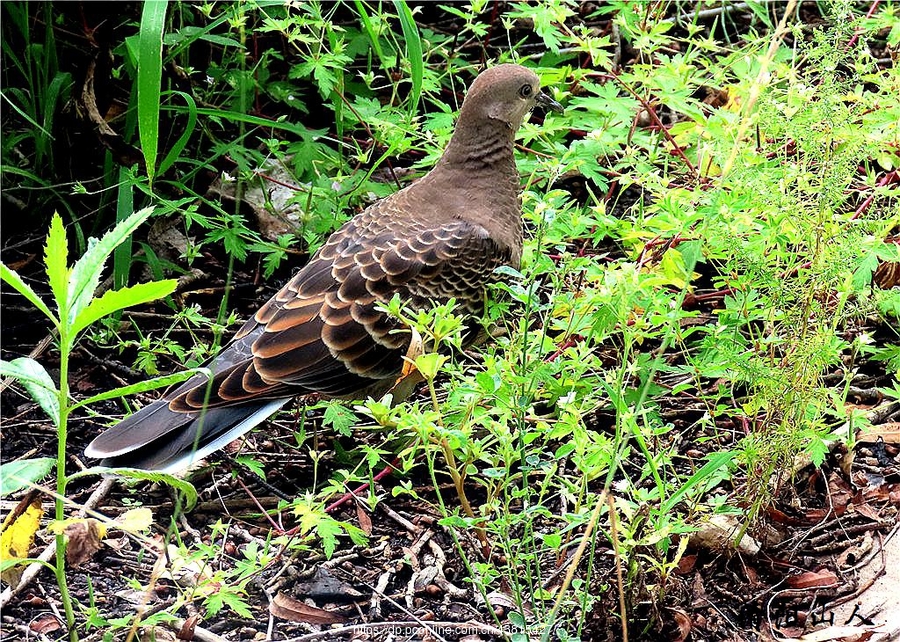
[0,495,44,585]
[116,507,153,533]
[47,517,108,540]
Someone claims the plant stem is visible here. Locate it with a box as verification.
[55,329,77,641]
[425,375,490,555]
[542,493,608,642]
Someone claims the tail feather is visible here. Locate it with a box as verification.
[86,399,290,473]
[85,399,195,458]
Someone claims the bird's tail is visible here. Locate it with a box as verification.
[85,398,290,473]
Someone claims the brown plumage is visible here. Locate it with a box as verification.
[85,64,562,472]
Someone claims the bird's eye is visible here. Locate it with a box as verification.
[518,84,533,98]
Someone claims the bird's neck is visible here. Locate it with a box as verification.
[414,117,522,267]
[437,117,517,175]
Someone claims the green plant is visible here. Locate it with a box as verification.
[0,3,73,177]
[0,207,184,640]
[0,2,80,245]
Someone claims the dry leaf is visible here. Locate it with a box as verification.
[857,422,900,444]
[356,503,372,536]
[689,514,760,555]
[269,591,346,624]
[786,569,839,589]
[400,325,424,378]
[667,607,692,642]
[853,503,882,522]
[138,627,177,642]
[675,553,697,575]
[63,519,105,567]
[790,624,877,641]
[295,567,364,600]
[29,614,62,635]
[177,614,200,640]
[839,448,855,478]
[387,325,425,399]
[484,591,516,610]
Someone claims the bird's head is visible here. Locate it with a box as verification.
[461,63,563,131]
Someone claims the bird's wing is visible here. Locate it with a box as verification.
[196,211,512,401]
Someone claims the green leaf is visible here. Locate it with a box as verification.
[206,589,253,619]
[0,358,60,428]
[69,467,198,510]
[661,451,734,513]
[0,458,55,496]
[879,383,900,401]
[315,516,342,559]
[234,456,265,480]
[677,239,703,274]
[71,279,177,336]
[542,533,562,549]
[852,251,880,291]
[877,290,900,319]
[323,403,356,437]
[745,0,775,28]
[659,246,690,289]
[166,25,245,49]
[1,558,26,573]
[875,242,900,262]
[414,353,447,380]
[341,521,368,547]
[44,212,69,309]
[138,0,169,184]
[806,436,829,468]
[0,263,56,325]
[66,207,156,326]
[554,443,576,459]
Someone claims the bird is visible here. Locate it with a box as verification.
[85,64,563,473]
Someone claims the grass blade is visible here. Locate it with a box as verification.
[354,0,390,70]
[156,90,198,177]
[662,451,735,514]
[113,167,136,290]
[392,0,423,117]
[137,0,169,185]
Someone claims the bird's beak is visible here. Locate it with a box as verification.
[536,91,564,113]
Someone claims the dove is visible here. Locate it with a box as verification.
[85,64,562,472]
